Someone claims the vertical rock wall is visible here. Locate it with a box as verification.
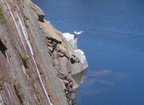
[0,0,88,105]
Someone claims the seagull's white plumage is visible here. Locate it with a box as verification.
[74,30,83,35]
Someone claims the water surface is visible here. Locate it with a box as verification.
[33,0,144,105]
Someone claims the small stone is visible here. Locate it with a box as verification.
[57,52,65,57]
[65,82,69,88]
[57,70,67,79]
[54,59,59,66]
[48,46,53,52]
[38,15,44,22]
[64,89,67,93]
[68,100,72,105]
[68,86,73,92]
[71,93,76,100]
[55,65,59,70]
[66,93,71,99]
[63,80,69,84]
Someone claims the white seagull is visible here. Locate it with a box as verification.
[74,30,84,35]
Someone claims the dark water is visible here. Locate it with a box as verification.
[33,0,144,105]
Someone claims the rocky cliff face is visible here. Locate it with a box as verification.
[0,0,88,105]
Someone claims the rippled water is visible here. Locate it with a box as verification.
[33,0,144,105]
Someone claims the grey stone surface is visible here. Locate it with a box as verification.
[0,0,88,104]
[70,63,83,75]
[31,1,45,22]
[23,1,68,104]
[0,94,4,105]
[59,56,69,76]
